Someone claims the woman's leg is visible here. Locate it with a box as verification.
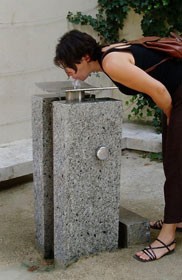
[150,108,182,230]
[135,84,182,261]
[163,84,182,223]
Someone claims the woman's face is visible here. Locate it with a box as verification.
[64,56,91,81]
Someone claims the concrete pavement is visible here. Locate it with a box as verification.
[0,150,181,280]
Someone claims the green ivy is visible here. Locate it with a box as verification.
[130,0,182,36]
[67,0,182,42]
[67,0,130,43]
[126,95,162,132]
[142,151,163,162]
[67,0,182,131]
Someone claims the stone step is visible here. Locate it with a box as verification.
[0,139,33,182]
[0,123,161,182]
[122,122,161,153]
[119,207,150,248]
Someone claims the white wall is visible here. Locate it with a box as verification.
[0,0,98,144]
[0,1,142,144]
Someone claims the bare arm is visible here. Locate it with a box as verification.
[102,52,172,121]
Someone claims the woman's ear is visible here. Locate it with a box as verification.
[84,54,91,62]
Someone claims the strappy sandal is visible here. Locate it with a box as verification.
[150,220,163,230]
[150,220,182,232]
[133,238,176,262]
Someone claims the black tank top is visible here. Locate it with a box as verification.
[98,45,182,96]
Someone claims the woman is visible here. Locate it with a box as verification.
[54,29,182,262]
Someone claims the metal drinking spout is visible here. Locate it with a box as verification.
[65,86,117,93]
[65,86,117,102]
[66,90,85,102]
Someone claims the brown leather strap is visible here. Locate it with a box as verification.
[145,57,171,73]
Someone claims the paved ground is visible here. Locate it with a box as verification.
[0,150,181,280]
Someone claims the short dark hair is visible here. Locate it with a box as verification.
[54,30,101,71]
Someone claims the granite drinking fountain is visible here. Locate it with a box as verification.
[32,81,149,267]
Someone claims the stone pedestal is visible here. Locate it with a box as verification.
[32,81,94,258]
[53,99,122,267]
[32,81,122,266]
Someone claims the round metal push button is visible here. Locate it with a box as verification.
[96,146,109,160]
